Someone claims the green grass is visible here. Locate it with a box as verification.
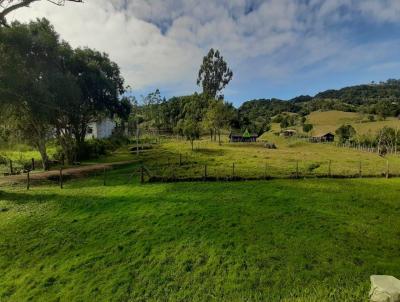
[1,173,400,301]
[0,146,57,175]
[306,110,400,136]
[133,137,400,179]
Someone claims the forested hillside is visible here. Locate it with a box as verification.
[239,79,400,121]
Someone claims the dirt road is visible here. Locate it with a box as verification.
[0,161,135,186]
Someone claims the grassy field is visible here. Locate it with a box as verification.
[306,110,399,136]
[134,135,400,180]
[1,172,400,301]
[1,110,399,179]
[270,110,399,136]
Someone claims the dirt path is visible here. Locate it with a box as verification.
[0,161,136,186]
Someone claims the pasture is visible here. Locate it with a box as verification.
[135,135,400,180]
[0,110,399,301]
[306,111,400,135]
[1,175,400,301]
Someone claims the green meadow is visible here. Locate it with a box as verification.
[1,173,400,301]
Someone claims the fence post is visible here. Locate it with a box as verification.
[359,161,362,178]
[172,164,176,181]
[141,165,144,184]
[328,160,331,177]
[59,168,63,189]
[386,160,389,179]
[9,159,13,175]
[31,158,35,171]
[103,168,106,186]
[264,163,267,180]
[232,163,235,179]
[204,164,207,180]
[27,171,30,190]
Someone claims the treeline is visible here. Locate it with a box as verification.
[238,80,400,124]
[133,79,400,143]
[0,19,131,169]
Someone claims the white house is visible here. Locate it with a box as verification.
[86,118,116,140]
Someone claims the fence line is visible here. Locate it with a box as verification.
[1,155,400,190]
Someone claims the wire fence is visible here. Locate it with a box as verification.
[143,159,397,183]
[1,153,400,191]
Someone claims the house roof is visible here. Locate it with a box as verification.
[312,132,334,138]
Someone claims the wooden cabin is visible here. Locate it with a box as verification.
[310,132,335,143]
[229,132,258,143]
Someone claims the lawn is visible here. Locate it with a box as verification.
[1,174,400,301]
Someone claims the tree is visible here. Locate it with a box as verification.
[303,124,313,133]
[376,127,399,155]
[181,94,205,150]
[335,124,356,143]
[203,99,234,145]
[0,19,67,170]
[1,19,127,166]
[197,48,233,99]
[0,0,82,27]
[141,89,164,131]
[57,47,126,163]
[280,116,289,129]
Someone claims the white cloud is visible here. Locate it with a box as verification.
[8,0,400,100]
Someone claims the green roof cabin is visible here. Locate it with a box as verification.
[229,129,258,142]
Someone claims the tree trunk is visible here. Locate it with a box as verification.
[36,140,49,171]
[191,139,194,151]
[210,129,213,141]
[57,127,76,165]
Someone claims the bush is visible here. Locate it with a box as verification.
[307,163,321,172]
[78,136,129,160]
[303,124,313,133]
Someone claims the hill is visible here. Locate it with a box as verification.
[238,79,400,125]
[306,111,400,136]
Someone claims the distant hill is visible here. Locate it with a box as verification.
[239,79,400,120]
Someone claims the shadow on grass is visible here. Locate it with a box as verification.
[1,179,400,301]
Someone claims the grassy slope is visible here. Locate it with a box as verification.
[1,176,400,301]
[306,110,399,136]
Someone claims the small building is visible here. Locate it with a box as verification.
[310,132,335,143]
[86,118,116,140]
[229,130,258,143]
[280,129,297,137]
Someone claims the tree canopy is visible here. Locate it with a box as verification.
[197,48,233,99]
[0,19,129,166]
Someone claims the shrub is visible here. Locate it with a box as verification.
[307,163,321,172]
[303,124,313,133]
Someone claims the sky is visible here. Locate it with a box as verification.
[10,0,400,106]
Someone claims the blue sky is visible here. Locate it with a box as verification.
[13,0,400,107]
